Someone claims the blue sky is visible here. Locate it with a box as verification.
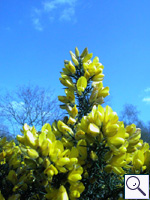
[0,0,150,129]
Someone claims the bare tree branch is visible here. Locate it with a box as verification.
[119,103,150,143]
[0,83,66,138]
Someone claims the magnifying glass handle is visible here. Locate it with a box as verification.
[138,187,146,196]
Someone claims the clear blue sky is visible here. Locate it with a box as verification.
[0,0,150,126]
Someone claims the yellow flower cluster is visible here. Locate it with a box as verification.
[59,47,109,109]
[0,47,150,200]
[0,123,85,199]
[57,47,150,198]
[76,104,150,176]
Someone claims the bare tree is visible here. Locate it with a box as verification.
[0,83,66,138]
[147,121,150,133]
[120,103,140,125]
[0,122,14,141]
[119,103,150,143]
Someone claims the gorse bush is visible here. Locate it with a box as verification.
[0,47,150,200]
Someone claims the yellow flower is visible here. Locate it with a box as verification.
[87,123,100,137]
[98,86,109,98]
[79,116,89,132]
[75,47,80,57]
[95,66,103,76]
[103,105,115,124]
[93,56,99,63]
[128,128,141,145]
[16,135,25,145]
[49,140,64,162]
[76,76,87,94]
[56,185,69,200]
[89,87,99,103]
[0,137,6,146]
[132,150,144,170]
[126,124,136,136]
[92,80,103,88]
[59,77,75,89]
[71,105,78,118]
[112,166,125,175]
[6,170,18,185]
[140,142,149,153]
[64,61,76,74]
[62,67,70,75]
[46,130,56,143]
[45,187,58,200]
[39,131,46,147]
[68,165,83,182]
[136,139,143,148]
[9,153,21,169]
[0,150,6,162]
[58,96,70,103]
[61,137,73,148]
[84,69,90,80]
[65,88,75,103]
[87,62,97,76]
[70,147,79,158]
[67,116,76,125]
[104,123,119,137]
[41,123,52,133]
[57,120,74,136]
[144,151,150,170]
[80,47,88,58]
[77,139,87,163]
[69,182,85,199]
[66,158,78,171]
[110,141,128,155]
[92,73,104,81]
[25,131,38,148]
[109,153,127,167]
[44,164,58,177]
[96,105,105,121]
[70,51,79,66]
[75,130,85,140]
[52,121,62,137]
[87,105,98,123]
[94,96,104,105]
[82,53,93,63]
[43,158,51,168]
[90,151,98,161]
[68,172,82,182]
[107,127,125,145]
[83,62,89,71]
[27,148,39,159]
[22,123,30,132]
[40,138,52,157]
[56,157,70,166]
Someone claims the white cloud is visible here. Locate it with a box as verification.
[32,0,77,30]
[144,87,150,92]
[59,7,75,21]
[34,8,42,15]
[32,18,43,31]
[43,0,76,9]
[43,2,57,12]
[11,101,26,112]
[142,97,150,104]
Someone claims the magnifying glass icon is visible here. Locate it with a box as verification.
[126,176,146,196]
